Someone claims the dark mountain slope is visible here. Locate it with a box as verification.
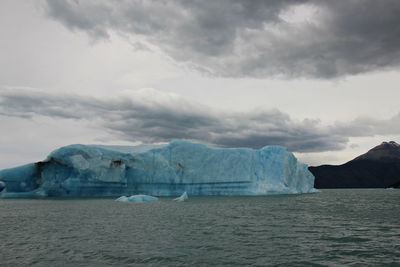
[309,141,400,188]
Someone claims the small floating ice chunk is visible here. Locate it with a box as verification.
[173,192,188,202]
[386,187,394,190]
[116,194,158,202]
[115,196,129,202]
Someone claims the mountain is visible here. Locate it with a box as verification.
[353,141,400,162]
[309,141,400,188]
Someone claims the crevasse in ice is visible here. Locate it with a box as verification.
[0,140,317,197]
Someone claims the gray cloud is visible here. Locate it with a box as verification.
[43,0,400,78]
[1,88,399,153]
[332,113,400,137]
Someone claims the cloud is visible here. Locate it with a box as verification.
[332,113,400,138]
[2,87,398,153]
[43,0,400,78]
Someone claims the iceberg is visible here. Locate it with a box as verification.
[116,195,158,202]
[0,140,317,198]
[173,192,188,202]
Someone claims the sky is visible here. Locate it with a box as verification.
[1,0,400,169]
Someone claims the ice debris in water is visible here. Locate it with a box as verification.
[0,140,317,198]
[116,195,158,202]
[173,192,188,202]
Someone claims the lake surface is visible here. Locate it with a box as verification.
[1,189,400,266]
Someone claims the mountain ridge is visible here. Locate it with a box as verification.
[309,141,400,188]
[353,141,400,162]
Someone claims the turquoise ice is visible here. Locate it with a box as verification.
[0,140,317,197]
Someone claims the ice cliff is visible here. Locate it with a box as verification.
[0,140,317,197]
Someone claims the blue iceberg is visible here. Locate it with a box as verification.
[0,140,317,198]
[116,194,158,202]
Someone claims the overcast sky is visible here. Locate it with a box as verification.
[1,0,400,169]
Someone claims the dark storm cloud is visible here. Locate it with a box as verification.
[43,0,400,78]
[2,88,399,153]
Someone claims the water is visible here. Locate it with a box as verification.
[1,189,399,266]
